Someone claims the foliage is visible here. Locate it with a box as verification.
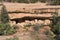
[52,12,58,25]
[1,5,9,23]
[1,0,60,5]
[6,25,18,35]
[39,0,46,3]
[0,5,18,35]
[54,35,60,40]
[16,0,29,3]
[52,19,60,35]
[52,12,60,35]
[45,30,55,40]
[0,23,18,35]
[49,0,60,5]
[1,0,46,3]
[29,0,37,3]
[32,23,43,31]
[24,23,43,31]
[6,36,19,40]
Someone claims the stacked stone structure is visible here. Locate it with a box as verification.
[1,3,60,27]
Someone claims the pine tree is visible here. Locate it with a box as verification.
[1,5,9,23]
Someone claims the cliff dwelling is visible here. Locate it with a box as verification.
[10,17,51,24]
[1,3,59,26]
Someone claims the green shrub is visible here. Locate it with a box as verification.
[0,5,18,35]
[39,0,46,3]
[6,25,18,35]
[30,0,37,3]
[52,12,60,35]
[49,0,60,5]
[32,23,43,31]
[0,23,18,35]
[24,23,43,31]
[1,5,9,23]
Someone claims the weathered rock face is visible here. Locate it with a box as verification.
[3,3,60,12]
[8,13,53,19]
[1,3,59,26]
[3,3,60,27]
